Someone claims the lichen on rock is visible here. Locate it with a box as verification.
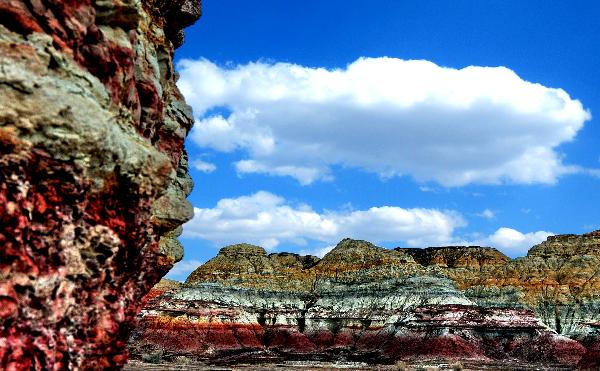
[0,0,200,369]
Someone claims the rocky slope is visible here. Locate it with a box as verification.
[458,232,600,336]
[0,1,200,369]
[129,234,600,369]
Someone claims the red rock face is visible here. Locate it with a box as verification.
[577,323,600,370]
[0,1,200,369]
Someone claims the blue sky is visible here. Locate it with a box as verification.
[167,1,600,280]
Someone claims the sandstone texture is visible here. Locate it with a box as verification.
[0,0,200,369]
[130,233,600,369]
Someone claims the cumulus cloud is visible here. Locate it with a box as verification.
[585,168,600,178]
[471,227,553,257]
[183,191,466,249]
[477,209,496,219]
[299,245,335,258]
[178,57,591,186]
[235,160,329,185]
[182,191,553,258]
[166,259,204,280]
[182,192,550,257]
[191,159,217,173]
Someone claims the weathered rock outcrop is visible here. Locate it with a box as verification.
[461,233,600,335]
[130,234,600,368]
[185,244,321,292]
[0,1,200,369]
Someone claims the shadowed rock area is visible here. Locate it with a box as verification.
[0,0,200,369]
[130,233,600,369]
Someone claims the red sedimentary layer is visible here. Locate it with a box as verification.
[130,301,586,366]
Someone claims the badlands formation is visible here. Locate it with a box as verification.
[130,232,600,369]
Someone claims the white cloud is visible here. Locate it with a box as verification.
[477,209,496,219]
[472,227,553,257]
[178,57,591,186]
[235,160,329,185]
[191,159,217,173]
[166,259,204,280]
[182,192,553,257]
[299,245,335,258]
[183,191,466,249]
[584,168,600,178]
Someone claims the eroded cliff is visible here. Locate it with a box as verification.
[0,0,200,369]
[130,233,600,369]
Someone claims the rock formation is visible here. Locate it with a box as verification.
[454,232,600,335]
[130,233,600,369]
[0,0,200,369]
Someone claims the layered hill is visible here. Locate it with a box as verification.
[129,232,600,369]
